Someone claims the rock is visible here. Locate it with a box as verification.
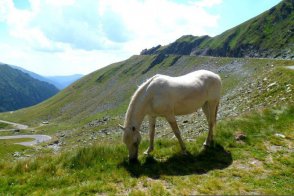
[235,132,246,141]
[267,82,277,88]
[274,133,285,138]
[13,152,21,157]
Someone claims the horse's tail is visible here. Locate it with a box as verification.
[215,100,219,122]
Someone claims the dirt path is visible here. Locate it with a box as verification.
[286,65,294,70]
[0,119,28,130]
[0,120,51,146]
[0,135,52,146]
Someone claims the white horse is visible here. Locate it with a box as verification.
[120,70,222,162]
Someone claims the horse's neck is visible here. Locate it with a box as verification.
[125,84,150,128]
[125,96,146,128]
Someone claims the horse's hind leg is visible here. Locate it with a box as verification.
[144,116,156,155]
[202,100,219,147]
[165,115,187,153]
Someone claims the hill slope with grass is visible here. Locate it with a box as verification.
[141,0,294,59]
[0,55,293,133]
[0,105,293,195]
[0,63,59,112]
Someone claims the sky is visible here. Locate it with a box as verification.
[0,0,281,76]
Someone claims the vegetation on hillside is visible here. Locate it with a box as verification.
[141,0,294,59]
[0,64,59,112]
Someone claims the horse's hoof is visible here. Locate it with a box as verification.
[129,157,139,164]
[144,148,153,155]
[203,142,210,147]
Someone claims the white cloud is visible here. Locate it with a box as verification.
[99,0,221,52]
[195,0,223,7]
[0,0,221,75]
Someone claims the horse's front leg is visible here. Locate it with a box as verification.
[144,116,156,155]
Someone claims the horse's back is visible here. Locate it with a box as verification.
[146,70,221,115]
[149,70,221,98]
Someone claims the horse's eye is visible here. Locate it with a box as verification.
[132,127,136,132]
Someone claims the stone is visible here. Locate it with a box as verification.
[274,133,285,138]
[267,82,277,88]
[13,152,21,157]
[235,132,246,141]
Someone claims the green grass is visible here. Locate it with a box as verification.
[0,105,293,195]
[0,122,10,129]
[0,138,33,159]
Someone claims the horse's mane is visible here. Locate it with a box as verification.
[124,75,158,127]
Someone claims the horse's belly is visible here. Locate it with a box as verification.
[174,100,203,115]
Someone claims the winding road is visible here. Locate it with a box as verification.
[0,119,28,130]
[0,120,51,146]
[286,65,294,70]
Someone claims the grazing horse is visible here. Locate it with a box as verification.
[120,70,222,162]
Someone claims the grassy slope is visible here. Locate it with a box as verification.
[0,56,293,126]
[0,105,293,195]
[0,54,293,194]
[202,0,294,57]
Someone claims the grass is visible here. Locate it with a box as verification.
[0,55,293,194]
[0,122,10,129]
[0,105,293,195]
[0,138,33,160]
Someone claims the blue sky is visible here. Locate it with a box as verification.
[0,0,281,76]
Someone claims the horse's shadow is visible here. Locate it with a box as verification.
[120,143,232,179]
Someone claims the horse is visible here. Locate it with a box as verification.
[120,70,222,162]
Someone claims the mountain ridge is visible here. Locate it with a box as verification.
[141,0,294,59]
[9,64,83,90]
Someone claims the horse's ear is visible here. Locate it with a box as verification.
[119,124,125,131]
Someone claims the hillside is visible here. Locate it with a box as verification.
[0,55,293,195]
[0,55,293,129]
[141,0,294,59]
[0,63,59,112]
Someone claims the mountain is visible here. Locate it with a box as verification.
[0,0,293,126]
[1,55,293,127]
[46,74,84,89]
[141,0,294,59]
[9,65,83,89]
[9,64,55,86]
[0,63,59,112]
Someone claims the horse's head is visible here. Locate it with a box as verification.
[120,125,141,162]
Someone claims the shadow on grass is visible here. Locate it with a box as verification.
[120,143,232,179]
